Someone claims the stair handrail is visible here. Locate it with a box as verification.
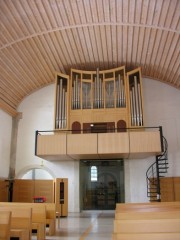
[146,128,168,201]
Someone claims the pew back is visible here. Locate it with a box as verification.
[113,202,180,240]
[0,211,11,240]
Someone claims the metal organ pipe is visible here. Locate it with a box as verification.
[75,76,78,109]
[138,83,143,126]
[72,75,80,110]
[134,76,140,126]
[94,68,103,108]
[58,79,63,129]
[97,68,100,108]
[130,90,134,126]
[129,76,143,126]
[56,82,60,129]
[62,88,65,128]
[121,79,125,107]
[56,78,67,129]
[116,74,125,108]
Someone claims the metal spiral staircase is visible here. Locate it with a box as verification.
[146,128,168,202]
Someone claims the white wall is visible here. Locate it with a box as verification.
[14,78,180,209]
[0,110,12,178]
[126,78,180,203]
[16,84,80,212]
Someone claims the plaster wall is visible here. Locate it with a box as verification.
[0,110,12,178]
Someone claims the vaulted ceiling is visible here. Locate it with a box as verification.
[0,0,179,116]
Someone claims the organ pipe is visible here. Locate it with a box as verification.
[132,86,136,126]
[138,83,143,126]
[129,76,143,126]
[56,83,60,129]
[56,78,67,129]
[94,68,103,108]
[116,75,126,108]
[130,90,134,126]
[72,75,81,109]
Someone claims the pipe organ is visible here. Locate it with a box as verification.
[55,74,69,130]
[127,68,143,127]
[54,66,144,131]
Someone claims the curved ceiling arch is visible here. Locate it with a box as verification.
[0,0,179,116]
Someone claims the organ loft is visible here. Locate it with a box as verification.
[54,66,144,133]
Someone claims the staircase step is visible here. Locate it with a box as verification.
[158,158,168,161]
[158,163,168,165]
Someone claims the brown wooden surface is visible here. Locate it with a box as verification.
[113,202,180,240]
[55,178,68,217]
[0,206,32,240]
[0,211,11,240]
[0,180,8,202]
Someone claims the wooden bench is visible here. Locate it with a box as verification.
[112,202,180,240]
[44,203,56,235]
[0,211,11,240]
[0,202,46,240]
[0,207,32,240]
[115,201,180,212]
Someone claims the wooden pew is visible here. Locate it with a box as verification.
[0,202,46,240]
[0,211,11,240]
[115,201,180,212]
[0,207,32,240]
[0,202,56,237]
[112,202,180,240]
[44,203,56,235]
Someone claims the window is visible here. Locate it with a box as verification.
[91,166,98,182]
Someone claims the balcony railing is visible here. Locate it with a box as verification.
[35,127,163,161]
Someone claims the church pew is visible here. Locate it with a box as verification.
[0,207,32,240]
[0,211,11,240]
[0,202,46,240]
[44,203,56,235]
[112,202,180,240]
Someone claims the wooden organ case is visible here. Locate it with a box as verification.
[54,66,144,132]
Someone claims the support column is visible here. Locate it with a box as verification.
[8,112,22,179]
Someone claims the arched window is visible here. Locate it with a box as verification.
[21,168,53,180]
[91,166,98,182]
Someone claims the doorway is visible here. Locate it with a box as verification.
[80,160,124,210]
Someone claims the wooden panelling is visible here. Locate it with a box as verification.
[174,177,180,201]
[37,130,162,160]
[98,132,129,158]
[37,134,67,155]
[34,180,54,203]
[129,131,161,158]
[55,178,68,216]
[160,177,180,202]
[67,133,98,155]
[0,180,8,202]
[160,177,174,202]
[13,179,54,203]
[13,179,34,202]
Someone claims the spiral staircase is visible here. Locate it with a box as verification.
[146,130,168,202]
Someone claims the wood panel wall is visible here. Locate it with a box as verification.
[160,177,180,202]
[0,180,9,202]
[55,178,68,217]
[13,179,54,203]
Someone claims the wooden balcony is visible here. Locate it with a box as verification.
[35,128,162,161]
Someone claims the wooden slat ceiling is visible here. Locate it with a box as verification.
[0,0,179,116]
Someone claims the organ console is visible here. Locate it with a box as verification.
[54,66,144,131]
